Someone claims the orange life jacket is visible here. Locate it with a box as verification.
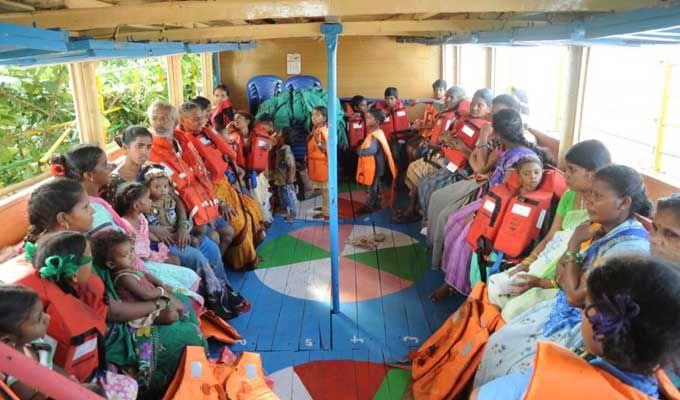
[523,342,680,400]
[225,124,247,168]
[225,352,278,400]
[307,124,328,182]
[247,123,271,173]
[466,171,522,251]
[419,101,441,138]
[375,100,410,140]
[442,116,488,171]
[162,346,227,400]
[148,135,220,226]
[347,112,366,149]
[410,283,504,400]
[186,127,238,183]
[356,128,398,187]
[429,109,459,145]
[0,257,107,382]
[494,170,567,258]
[211,99,234,129]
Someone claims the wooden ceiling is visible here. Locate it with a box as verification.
[0,0,671,43]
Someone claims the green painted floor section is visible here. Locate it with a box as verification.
[346,243,430,281]
[257,233,330,268]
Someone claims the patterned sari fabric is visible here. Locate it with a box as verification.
[472,219,649,388]
[92,265,207,398]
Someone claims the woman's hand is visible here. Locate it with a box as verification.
[176,227,190,250]
[567,221,596,251]
[219,203,237,221]
[478,124,493,146]
[508,263,530,276]
[150,225,175,246]
[508,274,542,295]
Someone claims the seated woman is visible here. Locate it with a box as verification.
[473,164,651,387]
[410,164,651,399]
[473,255,680,400]
[50,145,204,304]
[4,179,205,398]
[481,140,611,320]
[398,86,467,221]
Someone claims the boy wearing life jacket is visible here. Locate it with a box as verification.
[356,108,398,213]
[344,95,369,180]
[373,86,411,141]
[472,256,680,400]
[307,106,330,220]
[406,79,448,162]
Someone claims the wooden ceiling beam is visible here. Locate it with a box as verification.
[105,19,535,42]
[0,0,665,31]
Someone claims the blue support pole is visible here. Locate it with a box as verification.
[321,22,343,314]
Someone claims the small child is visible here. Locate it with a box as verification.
[473,255,680,399]
[0,284,118,399]
[114,181,179,265]
[91,230,181,326]
[273,127,298,222]
[307,106,329,219]
[515,156,544,195]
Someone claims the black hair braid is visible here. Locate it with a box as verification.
[25,179,85,244]
[493,109,554,166]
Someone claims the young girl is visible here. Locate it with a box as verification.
[211,84,234,132]
[91,230,180,326]
[273,127,298,222]
[473,255,680,400]
[30,231,139,399]
[307,106,329,219]
[0,284,115,400]
[489,140,611,319]
[356,108,398,212]
[114,181,179,265]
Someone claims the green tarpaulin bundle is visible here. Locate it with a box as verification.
[255,87,348,148]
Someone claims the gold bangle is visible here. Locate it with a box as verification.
[550,277,561,289]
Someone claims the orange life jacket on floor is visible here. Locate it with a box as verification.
[247,123,271,173]
[442,116,488,171]
[211,99,234,129]
[186,127,238,183]
[162,346,226,400]
[494,170,567,258]
[225,352,278,400]
[523,342,680,400]
[375,100,410,140]
[307,123,328,182]
[466,172,522,251]
[347,112,366,149]
[0,257,107,382]
[148,135,220,226]
[410,283,504,400]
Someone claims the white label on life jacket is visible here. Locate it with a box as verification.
[445,119,454,131]
[257,139,268,148]
[199,136,212,145]
[190,361,203,378]
[353,122,362,129]
[483,199,496,213]
[511,203,532,217]
[462,125,476,137]
[396,110,407,117]
[537,209,547,229]
[72,337,97,362]
[446,162,458,173]
[384,116,391,122]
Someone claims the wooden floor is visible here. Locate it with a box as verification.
[225,184,464,399]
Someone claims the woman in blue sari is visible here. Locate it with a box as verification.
[473,164,652,387]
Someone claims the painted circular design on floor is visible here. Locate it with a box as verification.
[255,224,429,302]
[270,361,410,400]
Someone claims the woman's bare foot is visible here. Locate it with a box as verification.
[428,283,453,302]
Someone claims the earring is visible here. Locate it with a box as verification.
[62,221,70,230]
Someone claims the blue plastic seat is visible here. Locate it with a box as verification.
[284,75,322,91]
[246,75,283,114]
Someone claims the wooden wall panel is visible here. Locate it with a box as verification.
[219,36,442,119]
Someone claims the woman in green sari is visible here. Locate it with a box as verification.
[485,140,611,321]
[22,178,206,399]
